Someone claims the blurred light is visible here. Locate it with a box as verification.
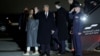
[0,26,6,32]
[81,15,88,22]
[11,23,19,26]
[6,17,9,20]
[80,3,82,6]
[81,17,87,21]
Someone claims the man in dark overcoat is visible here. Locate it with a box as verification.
[37,5,55,56]
[55,1,69,54]
[18,7,29,52]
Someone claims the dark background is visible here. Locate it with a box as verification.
[0,0,84,13]
[0,0,100,52]
[0,0,100,27]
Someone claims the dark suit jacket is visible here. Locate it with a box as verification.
[19,12,28,31]
[37,11,55,44]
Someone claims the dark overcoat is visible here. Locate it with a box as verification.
[55,7,68,41]
[37,11,55,44]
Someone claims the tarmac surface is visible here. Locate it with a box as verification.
[0,37,100,56]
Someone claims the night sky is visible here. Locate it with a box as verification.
[0,0,84,13]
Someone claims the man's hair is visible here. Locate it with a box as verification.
[54,1,61,5]
[44,4,49,8]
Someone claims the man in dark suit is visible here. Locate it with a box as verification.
[37,5,55,56]
[18,7,29,52]
[55,1,69,55]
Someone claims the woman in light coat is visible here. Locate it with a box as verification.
[24,8,39,55]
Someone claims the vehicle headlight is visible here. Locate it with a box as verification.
[81,15,88,22]
[0,26,6,32]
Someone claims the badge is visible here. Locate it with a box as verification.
[75,16,79,18]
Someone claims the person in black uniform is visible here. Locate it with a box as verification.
[18,7,29,53]
[55,1,69,54]
[69,4,83,56]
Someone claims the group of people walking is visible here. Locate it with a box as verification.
[18,0,87,56]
